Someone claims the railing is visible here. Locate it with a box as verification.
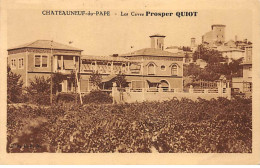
[123,87,230,94]
[208,89,218,93]
[193,89,205,93]
[130,88,143,92]
[146,88,159,92]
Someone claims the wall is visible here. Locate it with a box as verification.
[221,50,245,63]
[113,88,231,103]
[27,73,51,84]
[243,64,252,80]
[212,26,225,43]
[7,52,27,86]
[142,58,183,77]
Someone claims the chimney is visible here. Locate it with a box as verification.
[235,35,238,42]
[191,38,196,47]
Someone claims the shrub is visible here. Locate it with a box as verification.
[7,66,23,103]
[56,93,79,103]
[7,97,252,153]
[82,90,113,104]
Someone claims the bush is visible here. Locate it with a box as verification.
[82,90,113,104]
[56,93,79,103]
[7,66,23,103]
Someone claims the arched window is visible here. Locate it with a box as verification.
[148,63,155,75]
[171,64,178,76]
[160,80,169,92]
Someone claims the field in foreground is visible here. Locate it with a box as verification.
[7,97,252,153]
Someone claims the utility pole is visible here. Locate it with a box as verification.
[50,40,53,105]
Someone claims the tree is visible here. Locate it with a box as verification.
[27,76,50,94]
[229,58,243,75]
[89,71,102,90]
[183,63,201,78]
[52,72,66,94]
[7,66,23,103]
[114,73,127,88]
[193,45,224,64]
[67,71,77,92]
[114,73,127,102]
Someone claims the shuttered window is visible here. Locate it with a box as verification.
[18,58,24,69]
[11,59,16,69]
[42,56,48,67]
[35,55,48,67]
[35,55,41,67]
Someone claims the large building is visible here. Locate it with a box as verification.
[8,35,185,93]
[232,45,252,96]
[8,40,83,92]
[202,24,226,47]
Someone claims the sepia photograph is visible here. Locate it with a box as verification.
[1,0,260,165]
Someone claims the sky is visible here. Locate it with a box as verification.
[6,4,252,56]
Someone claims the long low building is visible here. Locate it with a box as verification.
[8,34,185,93]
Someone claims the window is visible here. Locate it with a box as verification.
[18,58,24,69]
[35,55,48,67]
[11,59,16,69]
[161,65,166,71]
[42,56,48,67]
[35,55,41,67]
[148,63,155,75]
[131,80,144,89]
[171,64,178,76]
[57,56,62,70]
[63,56,74,70]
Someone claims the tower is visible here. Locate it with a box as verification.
[149,34,166,50]
[191,38,196,47]
[211,24,226,43]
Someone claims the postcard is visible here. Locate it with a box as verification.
[0,0,259,165]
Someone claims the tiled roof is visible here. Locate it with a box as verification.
[8,40,83,51]
[149,34,166,37]
[217,46,244,52]
[211,24,226,28]
[119,48,184,57]
[166,46,179,49]
[81,55,140,62]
